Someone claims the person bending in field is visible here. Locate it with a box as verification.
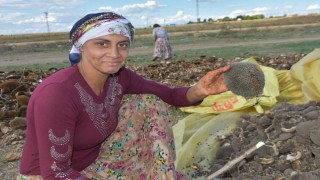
[152,23,173,64]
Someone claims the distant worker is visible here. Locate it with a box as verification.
[152,24,173,64]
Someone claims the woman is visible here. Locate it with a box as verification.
[18,11,230,179]
[152,24,173,63]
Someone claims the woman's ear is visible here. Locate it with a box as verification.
[79,45,84,52]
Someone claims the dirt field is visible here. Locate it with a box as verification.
[0,36,320,67]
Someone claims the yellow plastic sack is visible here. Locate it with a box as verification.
[276,70,305,104]
[180,58,279,114]
[289,48,320,102]
[173,111,251,176]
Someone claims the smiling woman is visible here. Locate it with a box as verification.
[18,11,231,180]
[68,11,135,66]
[80,35,130,76]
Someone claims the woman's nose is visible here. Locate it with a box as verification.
[108,45,120,58]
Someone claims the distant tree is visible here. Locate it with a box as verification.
[208,18,214,22]
[222,16,231,21]
[236,15,244,20]
[254,14,264,19]
[203,18,207,23]
[242,14,265,20]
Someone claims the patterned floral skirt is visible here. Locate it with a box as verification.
[83,94,185,180]
[153,37,173,60]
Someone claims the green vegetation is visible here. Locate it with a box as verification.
[1,37,319,72]
[0,32,68,44]
[126,40,320,67]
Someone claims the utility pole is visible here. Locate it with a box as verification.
[196,0,200,22]
[44,12,50,33]
[146,17,148,27]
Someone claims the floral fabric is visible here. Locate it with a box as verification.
[83,94,185,180]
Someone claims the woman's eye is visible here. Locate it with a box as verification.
[119,43,130,49]
[98,42,107,46]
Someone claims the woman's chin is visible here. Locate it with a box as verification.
[103,67,121,74]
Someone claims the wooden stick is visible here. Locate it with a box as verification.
[206,141,265,180]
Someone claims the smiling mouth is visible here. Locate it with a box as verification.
[103,61,121,66]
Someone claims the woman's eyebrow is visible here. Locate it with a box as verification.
[95,38,111,42]
[118,40,130,43]
[94,38,129,44]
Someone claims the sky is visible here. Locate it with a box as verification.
[0,0,320,35]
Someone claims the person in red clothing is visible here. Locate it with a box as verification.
[18,11,230,180]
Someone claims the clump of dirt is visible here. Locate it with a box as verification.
[1,53,315,179]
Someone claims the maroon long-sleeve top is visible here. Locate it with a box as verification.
[20,66,194,179]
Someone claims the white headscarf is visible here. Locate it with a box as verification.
[69,11,135,65]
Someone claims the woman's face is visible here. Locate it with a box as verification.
[80,34,130,75]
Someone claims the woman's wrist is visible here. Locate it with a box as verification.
[186,85,207,103]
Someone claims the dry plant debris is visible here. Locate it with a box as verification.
[2,53,318,180]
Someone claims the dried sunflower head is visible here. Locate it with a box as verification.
[224,62,265,99]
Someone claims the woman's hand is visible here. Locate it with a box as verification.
[198,65,230,95]
[186,65,231,103]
